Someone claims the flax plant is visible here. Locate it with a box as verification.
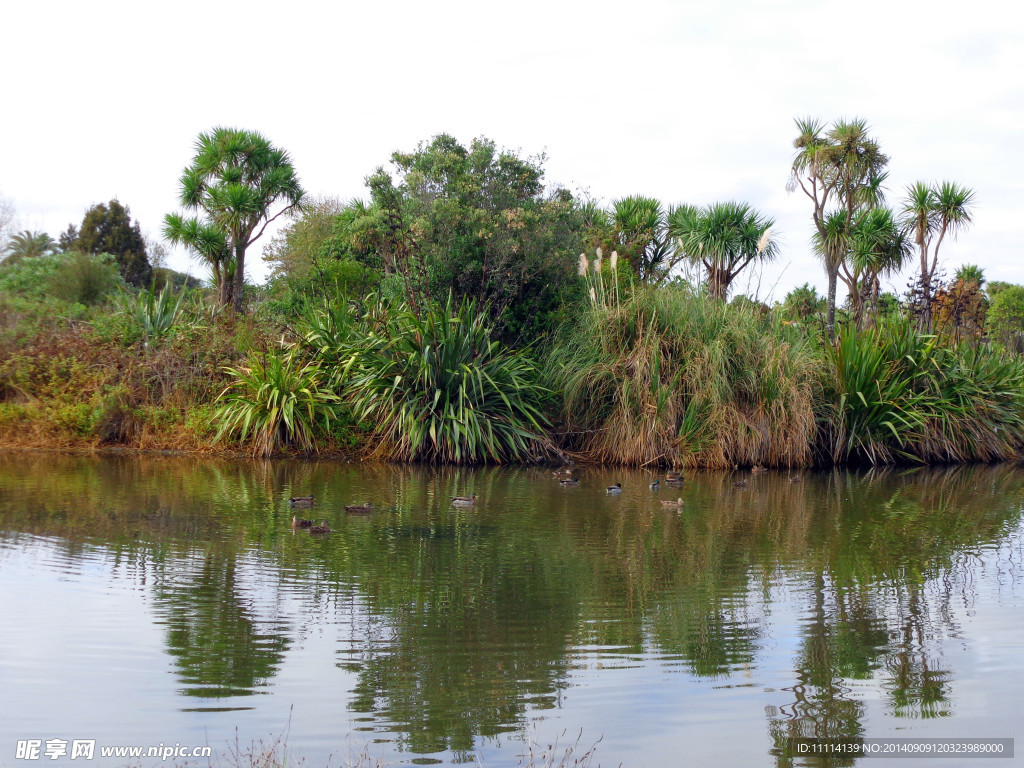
[825,317,1024,464]
[309,294,551,463]
[213,348,341,457]
[115,283,188,341]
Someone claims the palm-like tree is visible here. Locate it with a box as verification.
[954,263,985,288]
[789,117,889,337]
[163,214,233,306]
[669,201,778,301]
[845,208,912,327]
[166,127,305,311]
[900,181,975,329]
[1,230,56,265]
[611,195,676,283]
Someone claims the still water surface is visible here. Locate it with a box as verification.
[1,453,1022,767]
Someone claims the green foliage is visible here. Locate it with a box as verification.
[827,317,1024,463]
[612,195,675,282]
[70,199,152,286]
[987,285,1024,353]
[0,250,122,305]
[0,250,63,298]
[955,264,985,287]
[780,283,827,323]
[365,134,587,345]
[304,294,551,463]
[114,283,189,341]
[545,286,824,468]
[48,251,123,305]
[214,348,342,457]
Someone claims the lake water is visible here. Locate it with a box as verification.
[1,453,1022,767]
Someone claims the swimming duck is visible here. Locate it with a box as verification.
[665,471,684,481]
[291,515,314,529]
[650,479,660,490]
[606,483,623,494]
[309,521,331,534]
[559,478,580,487]
[452,494,478,507]
[751,465,768,474]
[289,495,314,507]
[660,497,684,508]
[344,502,373,514]
[789,475,802,483]
[733,480,748,488]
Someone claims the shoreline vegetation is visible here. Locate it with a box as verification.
[4,125,1024,468]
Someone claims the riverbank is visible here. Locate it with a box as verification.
[4,279,1024,468]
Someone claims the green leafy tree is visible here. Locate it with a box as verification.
[840,206,912,327]
[70,199,151,286]
[365,134,587,344]
[987,281,1015,304]
[900,181,975,329]
[260,196,382,311]
[166,127,305,311]
[789,117,889,337]
[986,285,1024,353]
[669,200,777,301]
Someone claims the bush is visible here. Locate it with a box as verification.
[49,251,123,305]
[987,285,1024,353]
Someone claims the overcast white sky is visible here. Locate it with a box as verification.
[1,0,1020,304]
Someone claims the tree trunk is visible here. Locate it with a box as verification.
[826,266,838,340]
[231,241,245,313]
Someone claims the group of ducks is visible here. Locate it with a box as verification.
[288,491,480,534]
[554,469,686,508]
[288,465,793,534]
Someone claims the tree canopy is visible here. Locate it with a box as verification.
[67,199,151,287]
[360,134,588,343]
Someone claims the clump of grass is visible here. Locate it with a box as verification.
[303,294,552,464]
[545,285,824,468]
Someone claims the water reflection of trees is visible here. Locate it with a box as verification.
[2,456,1023,762]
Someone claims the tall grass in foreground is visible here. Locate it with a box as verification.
[545,286,825,468]
[302,295,552,464]
[826,318,1024,464]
